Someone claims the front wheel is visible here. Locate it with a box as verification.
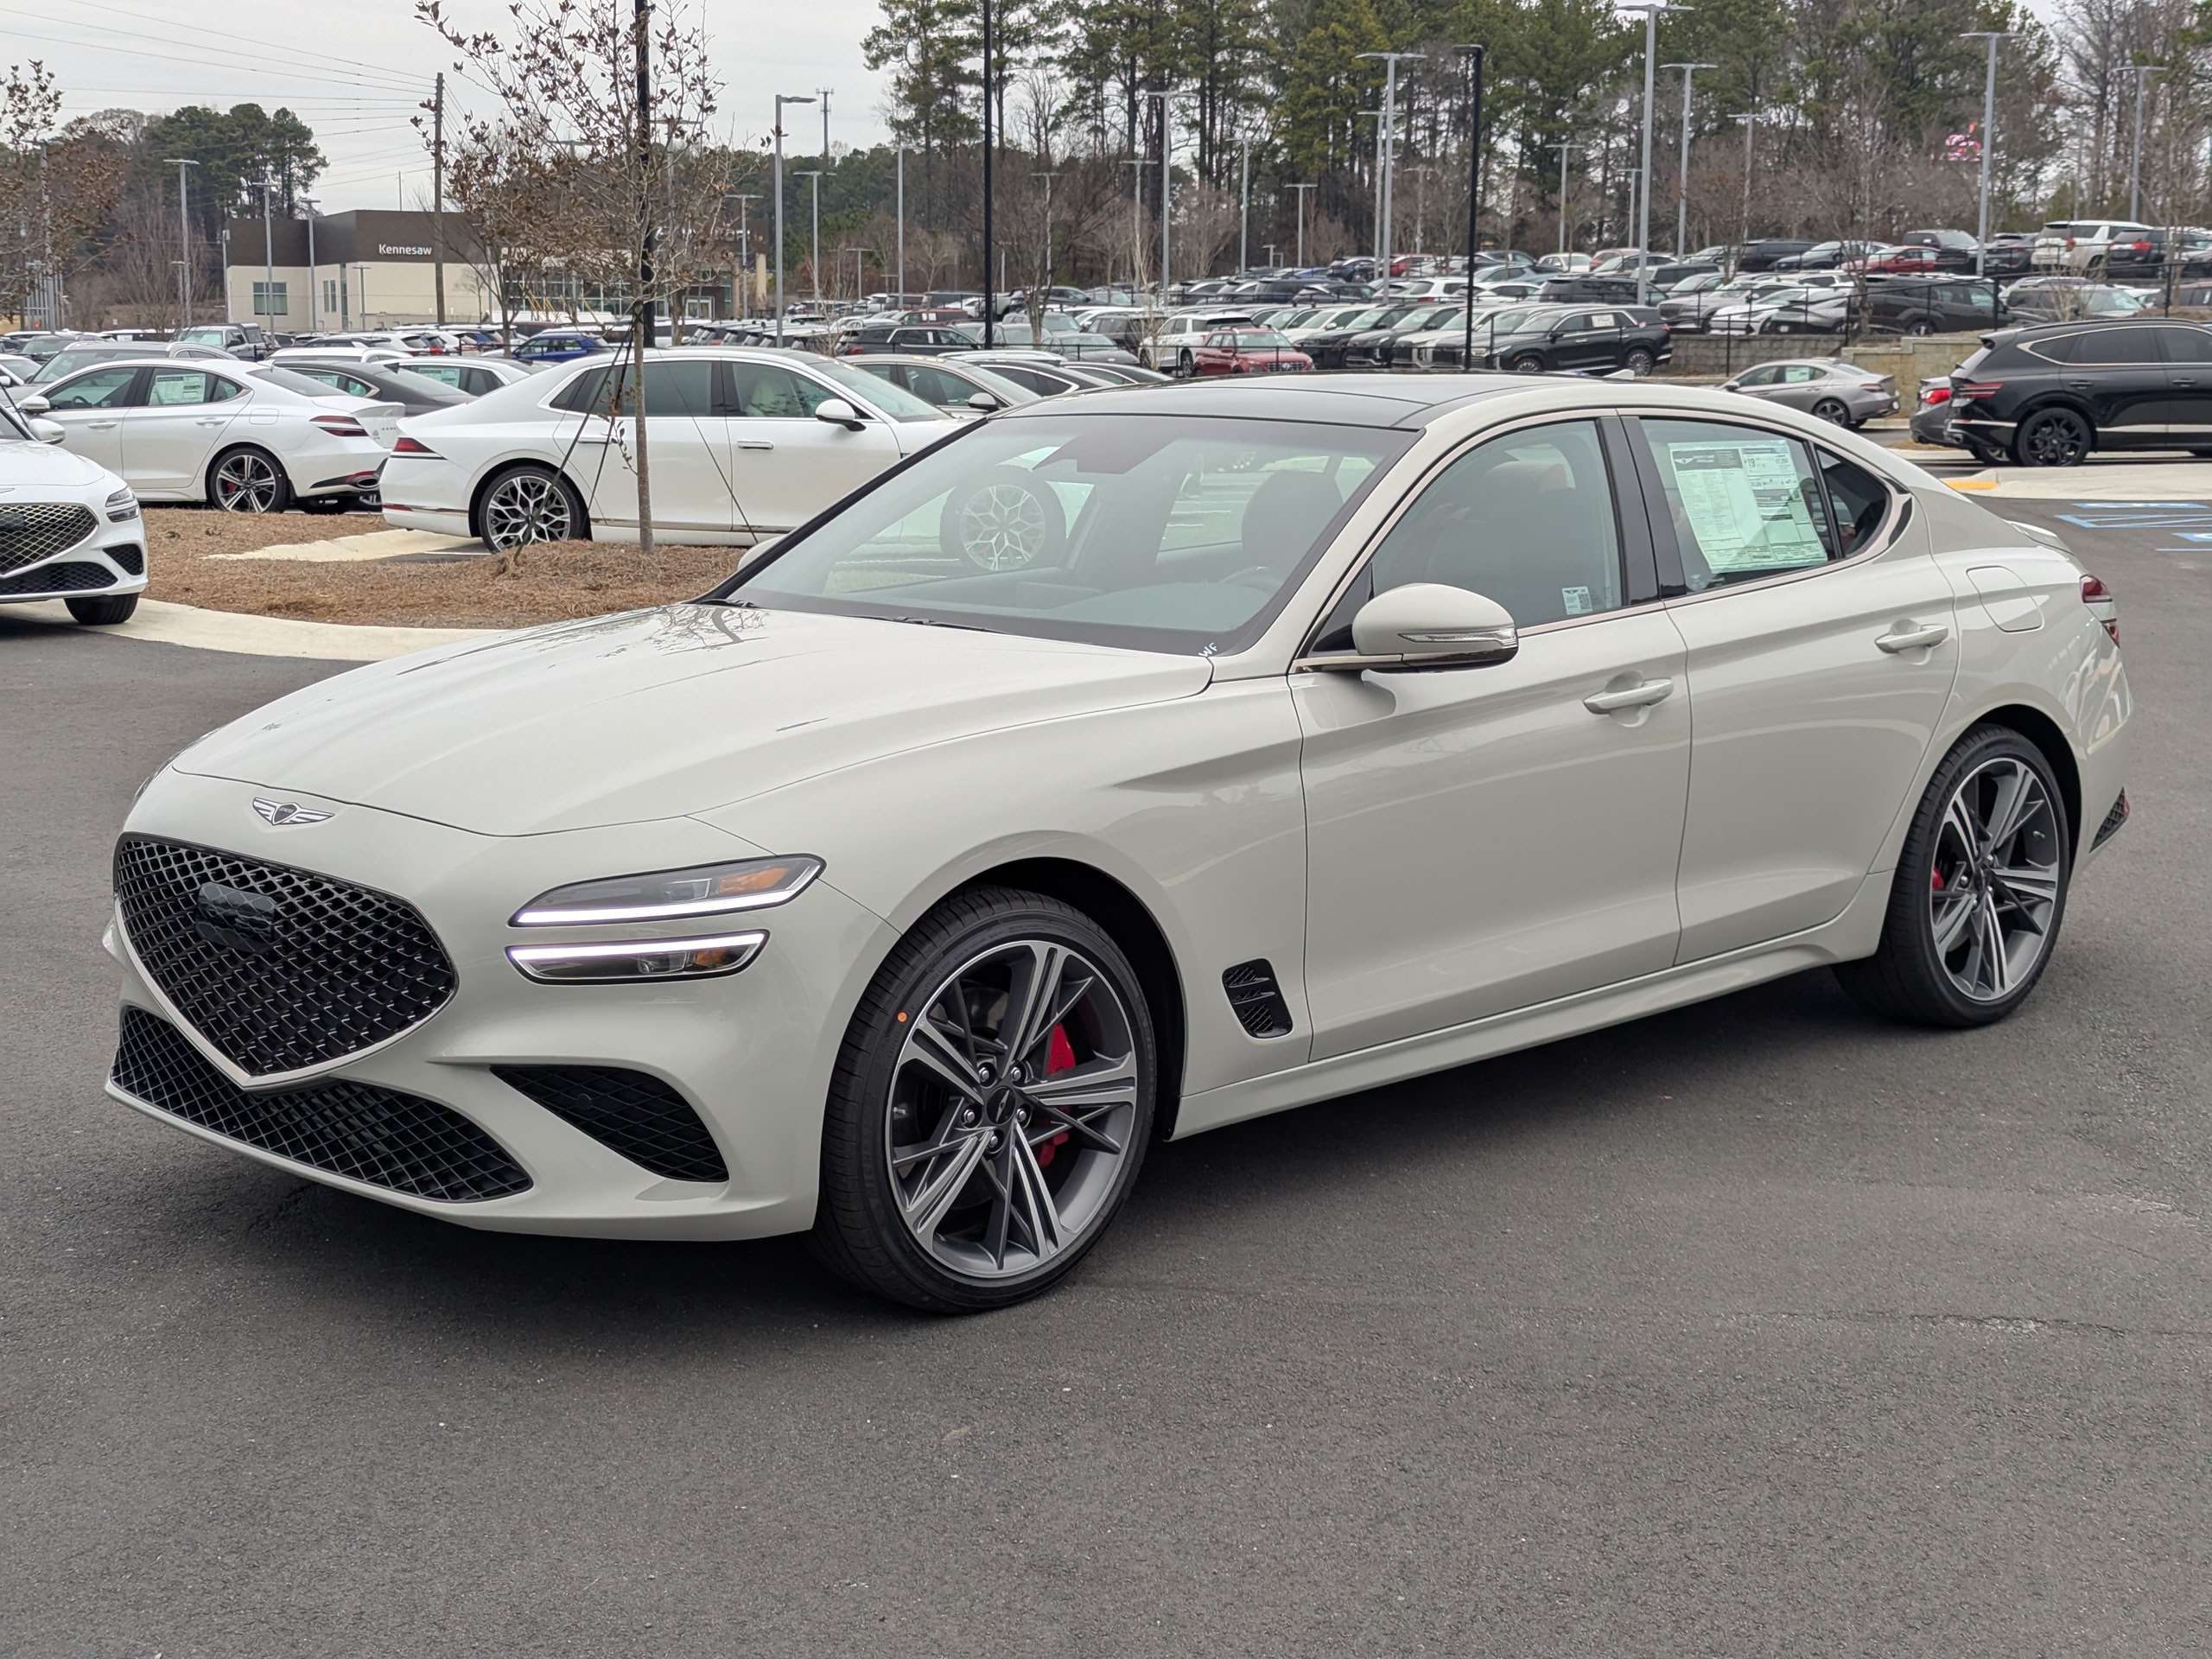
[66,593,138,626]
[1906,320,1936,337]
[1834,727,2070,1027]
[810,887,1157,1311]
[1511,354,1544,373]
[2013,407,2092,467]
[208,448,290,513]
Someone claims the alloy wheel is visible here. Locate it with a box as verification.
[950,482,1049,570]
[1812,397,1849,424]
[213,451,282,512]
[2018,410,2090,467]
[1928,756,2062,1002]
[885,938,1141,1281]
[483,471,575,550]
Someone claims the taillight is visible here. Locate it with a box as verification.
[1924,386,1953,405]
[1955,381,2005,399]
[311,413,369,437]
[391,435,438,456]
[2082,575,2120,643]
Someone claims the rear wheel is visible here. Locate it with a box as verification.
[1906,319,1936,337]
[1177,348,1195,377]
[208,447,290,513]
[479,464,584,550]
[65,593,137,626]
[1834,727,2070,1027]
[810,887,1157,1311]
[1811,397,1850,424]
[2013,407,2092,467]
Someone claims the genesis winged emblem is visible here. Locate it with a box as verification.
[252,798,332,826]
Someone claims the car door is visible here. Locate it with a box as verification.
[725,359,899,534]
[550,359,732,535]
[2056,325,2170,445]
[1629,416,1960,962]
[2153,323,2212,444]
[1294,416,1690,1057]
[124,367,245,496]
[34,365,140,474]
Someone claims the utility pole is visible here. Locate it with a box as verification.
[1142,89,1172,302]
[2127,63,2159,221]
[1728,111,1760,275]
[894,145,906,302]
[1661,62,1716,262]
[165,156,198,329]
[1357,52,1426,273]
[1961,33,2012,282]
[1289,181,1317,265]
[772,93,814,345]
[1033,171,1061,292]
[260,170,275,334]
[1237,137,1251,272]
[982,0,995,342]
[430,71,448,325]
[301,196,319,330]
[1556,139,1581,254]
[723,192,757,317]
[1454,44,1484,369]
[797,170,823,308]
[1621,3,1681,305]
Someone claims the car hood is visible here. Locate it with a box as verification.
[0,442,111,490]
[171,603,1214,836]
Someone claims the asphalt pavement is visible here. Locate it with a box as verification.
[3,490,2208,1656]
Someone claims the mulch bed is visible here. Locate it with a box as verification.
[141,507,740,629]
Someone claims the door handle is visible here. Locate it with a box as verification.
[2175,377,2198,388]
[1583,677,1675,714]
[735,439,775,450]
[1876,622,1948,653]
[195,416,225,425]
[87,420,119,429]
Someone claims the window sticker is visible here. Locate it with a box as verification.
[1561,585,1594,615]
[1664,439,1826,571]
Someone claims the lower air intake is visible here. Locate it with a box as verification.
[1222,959,1294,1039]
[2093,789,2129,849]
[492,1065,729,1183]
[0,560,117,595]
[112,1006,531,1203]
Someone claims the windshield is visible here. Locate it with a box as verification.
[253,365,362,397]
[1491,310,1555,334]
[34,348,137,383]
[722,414,1414,654]
[2085,288,2151,315]
[1232,330,1293,348]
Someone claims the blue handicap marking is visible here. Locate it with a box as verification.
[2056,507,2212,529]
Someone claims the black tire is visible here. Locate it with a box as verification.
[1906,319,1936,337]
[938,467,1066,571]
[1811,397,1850,424]
[809,887,1158,1311]
[1177,348,1195,378]
[2012,407,2093,467]
[1510,354,1544,373]
[207,446,292,513]
[1834,725,2072,1027]
[1965,441,2007,467]
[65,593,137,626]
[1624,346,1656,376]
[478,463,586,550]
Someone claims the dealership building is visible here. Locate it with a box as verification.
[222,209,495,329]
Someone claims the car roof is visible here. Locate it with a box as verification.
[989,374,1531,429]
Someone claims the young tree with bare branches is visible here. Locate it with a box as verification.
[0,64,129,327]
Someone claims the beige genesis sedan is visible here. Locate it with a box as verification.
[105,378,2131,1310]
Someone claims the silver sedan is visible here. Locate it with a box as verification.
[1719,359,1897,427]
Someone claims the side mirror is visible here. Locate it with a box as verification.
[967,391,1003,411]
[17,394,50,415]
[1720,378,1740,391]
[31,418,64,444]
[1348,583,1518,671]
[813,397,866,430]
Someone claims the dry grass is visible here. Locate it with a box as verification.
[142,507,741,628]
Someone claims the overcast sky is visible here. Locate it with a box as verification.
[20,0,893,212]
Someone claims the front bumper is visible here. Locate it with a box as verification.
[0,518,148,605]
[108,770,895,1239]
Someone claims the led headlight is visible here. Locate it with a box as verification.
[507,931,767,984]
[105,486,139,522]
[511,855,823,926]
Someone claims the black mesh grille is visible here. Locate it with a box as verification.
[108,543,145,575]
[0,501,97,573]
[113,1007,530,1203]
[1223,959,1294,1039]
[2094,789,2130,848]
[114,836,457,1077]
[0,560,117,594]
[492,1065,728,1183]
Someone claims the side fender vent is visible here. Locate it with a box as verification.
[1222,959,1294,1039]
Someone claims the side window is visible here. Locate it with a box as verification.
[1363,420,1625,628]
[2157,326,2212,364]
[729,362,835,417]
[2069,327,2158,365]
[143,370,213,406]
[207,376,248,402]
[408,363,462,387]
[1555,314,1592,334]
[550,365,616,414]
[641,359,715,416]
[1813,450,1893,556]
[1735,365,1780,387]
[2025,333,2079,364]
[44,367,139,409]
[902,365,966,406]
[1637,418,1833,589]
[1779,365,1821,385]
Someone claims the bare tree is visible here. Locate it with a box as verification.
[0,64,128,327]
[421,0,732,556]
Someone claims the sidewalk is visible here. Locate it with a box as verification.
[14,597,497,661]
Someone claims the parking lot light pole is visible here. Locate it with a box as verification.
[894,146,905,303]
[1289,181,1317,265]
[796,171,824,309]
[772,95,813,345]
[1453,44,1484,368]
[1620,3,1685,306]
[1961,33,2012,287]
[1555,139,1580,254]
[259,171,276,335]
[164,157,199,329]
[1727,110,1761,275]
[1141,89,1173,303]
[2126,63,2159,222]
[300,197,319,330]
[1661,63,1716,264]
[1357,53,1425,273]
[1238,137,1251,272]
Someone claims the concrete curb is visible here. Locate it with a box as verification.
[12,597,498,661]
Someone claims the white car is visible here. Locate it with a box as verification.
[379,346,957,550]
[392,357,537,398]
[2031,220,2156,276]
[1139,310,1258,373]
[22,359,399,514]
[0,393,147,623]
[108,378,2130,1311]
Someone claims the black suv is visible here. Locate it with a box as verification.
[834,321,976,357]
[1946,317,2212,466]
[1898,229,1980,270]
[1866,277,2006,335]
[1736,238,1816,273]
[1477,306,1671,375]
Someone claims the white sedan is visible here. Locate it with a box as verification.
[108,378,2130,1311]
[0,394,146,622]
[22,359,398,513]
[379,346,957,550]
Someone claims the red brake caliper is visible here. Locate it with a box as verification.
[1931,866,1945,891]
[1035,1025,1077,1167]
